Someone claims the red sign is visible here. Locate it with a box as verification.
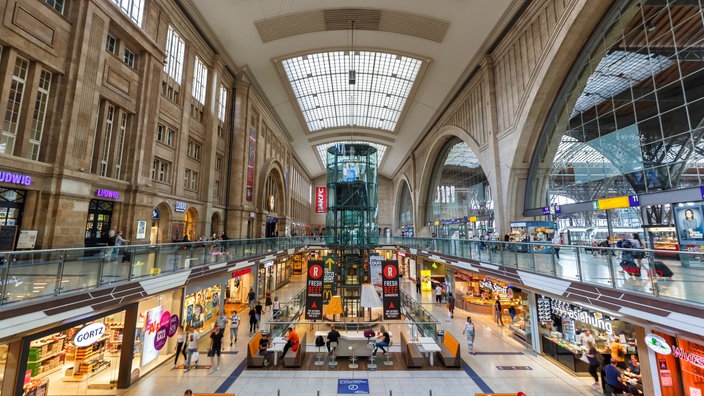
[382,260,401,320]
[306,261,324,319]
[315,187,327,213]
[232,268,252,278]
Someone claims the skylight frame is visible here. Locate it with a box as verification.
[315,141,388,166]
[281,50,422,133]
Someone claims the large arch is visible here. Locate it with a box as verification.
[257,158,287,236]
[393,175,414,236]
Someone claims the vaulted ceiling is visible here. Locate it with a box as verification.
[180,0,523,178]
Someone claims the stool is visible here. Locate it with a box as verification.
[328,341,338,368]
[366,343,377,370]
[348,346,358,369]
[314,345,325,366]
[383,340,394,366]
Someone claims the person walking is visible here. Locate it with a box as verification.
[264,290,272,313]
[248,307,257,334]
[494,297,504,327]
[447,292,455,318]
[247,287,256,309]
[229,310,240,348]
[184,327,199,372]
[254,301,263,330]
[631,233,645,269]
[462,316,476,354]
[584,340,601,387]
[173,325,187,368]
[416,278,421,294]
[552,233,561,260]
[208,325,224,372]
[435,284,443,304]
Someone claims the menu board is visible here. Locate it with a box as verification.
[305,260,324,320]
[537,297,552,322]
[382,260,400,320]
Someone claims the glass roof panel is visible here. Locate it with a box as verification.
[282,51,422,132]
[316,141,387,165]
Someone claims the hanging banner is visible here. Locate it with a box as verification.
[322,255,337,304]
[315,187,327,213]
[305,260,324,319]
[370,255,383,291]
[382,260,401,320]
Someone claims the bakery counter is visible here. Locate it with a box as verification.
[541,336,592,373]
[456,296,495,315]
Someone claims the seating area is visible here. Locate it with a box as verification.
[246,331,264,367]
[437,332,461,367]
[400,332,425,368]
[283,332,307,368]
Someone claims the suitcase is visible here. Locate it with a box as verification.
[620,260,641,276]
[649,261,674,278]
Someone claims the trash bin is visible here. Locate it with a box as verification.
[436,330,445,344]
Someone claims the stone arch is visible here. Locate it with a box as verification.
[257,158,287,216]
[393,175,414,235]
[153,202,172,244]
[211,211,222,237]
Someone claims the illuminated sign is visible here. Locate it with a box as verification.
[597,195,640,210]
[469,216,477,222]
[175,201,187,213]
[96,188,119,199]
[479,279,508,295]
[644,334,672,355]
[0,171,32,186]
[315,187,327,213]
[550,298,613,333]
[74,323,106,347]
[232,268,252,277]
[542,206,561,215]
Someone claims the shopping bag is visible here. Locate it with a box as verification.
[579,353,590,364]
[192,351,199,363]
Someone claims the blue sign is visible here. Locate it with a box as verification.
[175,201,187,213]
[337,379,369,394]
[542,205,561,215]
[628,195,640,207]
[700,186,704,200]
[152,208,159,220]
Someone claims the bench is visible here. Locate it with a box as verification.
[283,332,306,368]
[437,331,461,367]
[400,332,424,368]
[246,331,264,367]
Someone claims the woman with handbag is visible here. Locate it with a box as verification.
[631,233,646,269]
[584,340,601,387]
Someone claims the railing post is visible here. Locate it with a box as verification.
[55,250,66,295]
[0,253,10,305]
[575,246,583,282]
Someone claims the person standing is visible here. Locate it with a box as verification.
[494,297,504,327]
[552,233,561,260]
[208,325,224,372]
[462,316,476,354]
[215,310,228,331]
[631,233,645,269]
[584,340,601,387]
[265,291,272,313]
[610,337,627,369]
[272,296,281,318]
[435,284,443,304]
[247,287,256,309]
[447,292,455,318]
[229,310,240,347]
[254,301,263,330]
[508,305,517,322]
[173,325,187,368]
[416,278,421,294]
[184,327,199,372]
[248,307,257,334]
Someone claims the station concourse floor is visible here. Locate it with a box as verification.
[118,276,604,396]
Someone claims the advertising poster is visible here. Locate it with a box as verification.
[305,260,324,319]
[382,260,400,320]
[315,187,327,213]
[141,306,163,366]
[322,255,337,304]
[370,255,383,291]
[420,270,432,291]
[674,204,704,246]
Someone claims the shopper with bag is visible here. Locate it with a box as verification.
[184,327,199,372]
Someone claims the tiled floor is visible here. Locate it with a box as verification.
[118,274,605,396]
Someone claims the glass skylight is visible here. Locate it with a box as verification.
[282,51,422,132]
[315,141,387,166]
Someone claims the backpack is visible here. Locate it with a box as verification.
[621,239,632,249]
[109,235,117,246]
[315,335,325,347]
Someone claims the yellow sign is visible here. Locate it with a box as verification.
[421,270,432,291]
[597,196,630,210]
[469,216,477,222]
[434,221,439,226]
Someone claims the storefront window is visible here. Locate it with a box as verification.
[134,291,182,379]
[0,343,7,391]
[183,285,221,332]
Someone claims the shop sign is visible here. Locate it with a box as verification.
[74,322,106,347]
[152,208,159,220]
[550,299,613,333]
[168,314,179,337]
[263,260,274,269]
[644,333,673,355]
[397,251,406,257]
[96,188,119,199]
[370,255,383,290]
[305,261,324,319]
[322,255,337,304]
[0,171,32,186]
[479,279,508,294]
[382,260,401,320]
[315,187,327,213]
[232,268,252,277]
[175,201,187,213]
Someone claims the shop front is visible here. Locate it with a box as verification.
[509,221,556,243]
[537,295,639,375]
[85,188,122,248]
[644,332,703,396]
[256,259,291,299]
[227,267,255,306]
[0,187,27,250]
[183,280,225,332]
[18,290,182,395]
[419,258,446,292]
[453,274,522,318]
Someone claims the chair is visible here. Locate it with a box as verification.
[314,335,326,366]
[348,345,358,369]
[328,341,338,367]
[366,343,377,370]
[383,340,394,366]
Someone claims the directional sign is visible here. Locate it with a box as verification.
[322,255,337,304]
[337,379,369,394]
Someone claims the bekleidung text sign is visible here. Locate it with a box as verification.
[315,187,327,213]
[74,323,106,347]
